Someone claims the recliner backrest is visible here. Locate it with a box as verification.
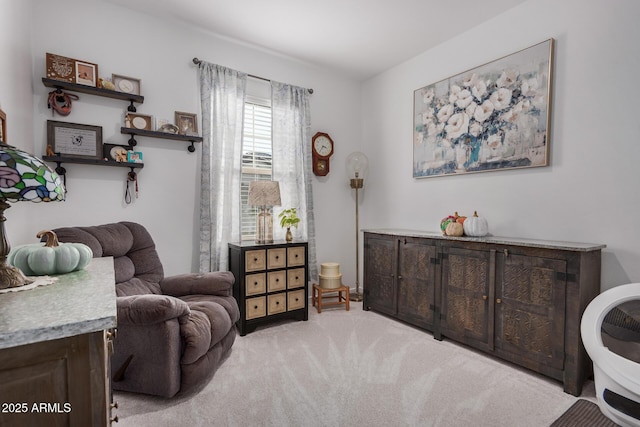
[53,221,164,296]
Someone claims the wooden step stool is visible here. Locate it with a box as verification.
[312,283,350,313]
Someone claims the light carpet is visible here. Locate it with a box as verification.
[114,301,596,426]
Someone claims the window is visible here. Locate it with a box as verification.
[241,98,272,240]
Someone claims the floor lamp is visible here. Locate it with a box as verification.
[346,152,368,302]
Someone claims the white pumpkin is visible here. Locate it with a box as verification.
[463,211,488,237]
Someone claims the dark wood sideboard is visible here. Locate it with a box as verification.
[362,229,605,396]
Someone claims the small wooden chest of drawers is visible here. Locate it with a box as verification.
[229,241,309,335]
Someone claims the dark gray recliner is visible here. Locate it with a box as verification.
[53,221,239,398]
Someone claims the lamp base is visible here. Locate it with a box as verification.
[349,291,363,302]
[0,263,34,290]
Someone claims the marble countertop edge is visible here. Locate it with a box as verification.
[0,315,116,350]
[362,228,606,252]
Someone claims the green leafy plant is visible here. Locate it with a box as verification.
[279,208,301,229]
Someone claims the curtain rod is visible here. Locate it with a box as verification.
[192,58,314,94]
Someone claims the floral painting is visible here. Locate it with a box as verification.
[413,39,554,178]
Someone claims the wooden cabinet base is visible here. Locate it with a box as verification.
[0,331,110,427]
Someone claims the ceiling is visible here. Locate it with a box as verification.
[104,0,527,80]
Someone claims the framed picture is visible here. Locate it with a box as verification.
[112,74,141,95]
[175,111,198,136]
[103,143,131,162]
[0,108,6,143]
[125,112,153,131]
[47,120,102,159]
[75,60,98,87]
[127,151,143,163]
[413,39,554,178]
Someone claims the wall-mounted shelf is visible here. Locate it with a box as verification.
[43,155,143,180]
[120,127,202,152]
[42,78,144,112]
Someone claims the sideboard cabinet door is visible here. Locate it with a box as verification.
[494,252,567,371]
[396,237,437,330]
[440,246,493,351]
[363,233,397,316]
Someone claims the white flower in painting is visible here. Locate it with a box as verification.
[500,108,518,123]
[426,120,438,136]
[469,122,482,137]
[445,112,470,139]
[521,77,539,96]
[436,122,445,133]
[421,107,435,124]
[490,88,512,110]
[497,70,519,88]
[455,89,473,109]
[465,102,477,117]
[437,104,454,123]
[462,73,478,87]
[449,85,462,104]
[472,79,488,101]
[473,100,494,122]
[422,88,435,104]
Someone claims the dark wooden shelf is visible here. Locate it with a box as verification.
[120,127,202,152]
[43,155,144,169]
[42,78,144,110]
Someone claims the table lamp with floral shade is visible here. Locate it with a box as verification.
[0,143,65,289]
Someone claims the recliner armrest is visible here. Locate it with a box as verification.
[117,294,190,326]
[160,271,235,297]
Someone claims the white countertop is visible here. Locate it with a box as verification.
[0,257,117,350]
[362,229,606,252]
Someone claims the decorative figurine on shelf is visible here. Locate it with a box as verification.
[98,78,116,91]
[46,144,56,157]
[278,208,301,242]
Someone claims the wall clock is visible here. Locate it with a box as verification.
[312,132,334,176]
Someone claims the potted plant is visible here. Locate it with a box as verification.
[278,208,300,242]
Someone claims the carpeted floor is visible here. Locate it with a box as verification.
[114,301,598,426]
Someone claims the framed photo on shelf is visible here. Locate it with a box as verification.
[127,151,143,163]
[175,111,198,136]
[125,112,153,131]
[0,108,6,143]
[112,74,141,95]
[103,143,131,162]
[47,120,102,159]
[75,60,98,87]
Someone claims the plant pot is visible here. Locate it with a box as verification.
[285,227,293,242]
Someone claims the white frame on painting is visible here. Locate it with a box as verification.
[413,39,554,178]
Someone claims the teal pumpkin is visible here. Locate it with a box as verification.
[8,230,93,276]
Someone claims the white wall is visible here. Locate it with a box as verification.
[2,0,361,280]
[361,0,640,291]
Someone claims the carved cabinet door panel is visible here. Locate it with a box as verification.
[440,247,492,351]
[495,253,566,370]
[363,233,397,315]
[397,237,436,330]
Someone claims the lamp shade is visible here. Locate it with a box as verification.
[248,181,281,207]
[345,151,369,180]
[0,144,65,202]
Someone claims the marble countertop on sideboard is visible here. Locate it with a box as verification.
[0,257,116,350]
[362,229,606,252]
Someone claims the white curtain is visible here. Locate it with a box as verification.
[198,62,247,272]
[271,81,318,280]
